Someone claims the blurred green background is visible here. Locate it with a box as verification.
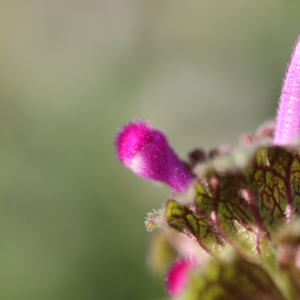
[0,1,300,299]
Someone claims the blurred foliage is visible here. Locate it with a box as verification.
[0,1,300,299]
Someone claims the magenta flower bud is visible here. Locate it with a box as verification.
[165,259,195,298]
[115,120,192,193]
[274,36,300,145]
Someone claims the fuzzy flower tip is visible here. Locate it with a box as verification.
[274,36,300,145]
[115,120,192,193]
[166,259,195,298]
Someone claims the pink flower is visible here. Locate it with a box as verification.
[274,36,300,145]
[115,120,192,193]
[165,259,195,298]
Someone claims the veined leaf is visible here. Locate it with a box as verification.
[165,200,231,258]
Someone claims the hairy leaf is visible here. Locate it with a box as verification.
[165,200,231,258]
[244,147,293,232]
[183,254,285,300]
[196,171,260,257]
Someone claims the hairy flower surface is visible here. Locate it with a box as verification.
[115,36,300,300]
[275,36,300,145]
[115,120,192,192]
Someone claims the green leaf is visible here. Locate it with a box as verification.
[147,229,178,277]
[244,146,293,233]
[196,171,260,257]
[165,200,231,258]
[274,220,300,300]
[183,254,285,300]
[147,228,210,278]
[290,150,300,214]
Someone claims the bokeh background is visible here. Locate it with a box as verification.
[0,1,300,299]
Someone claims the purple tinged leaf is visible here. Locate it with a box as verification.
[243,146,294,233]
[195,171,261,257]
[183,254,285,300]
[164,200,229,257]
[290,150,300,214]
[115,120,192,193]
[274,36,300,145]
